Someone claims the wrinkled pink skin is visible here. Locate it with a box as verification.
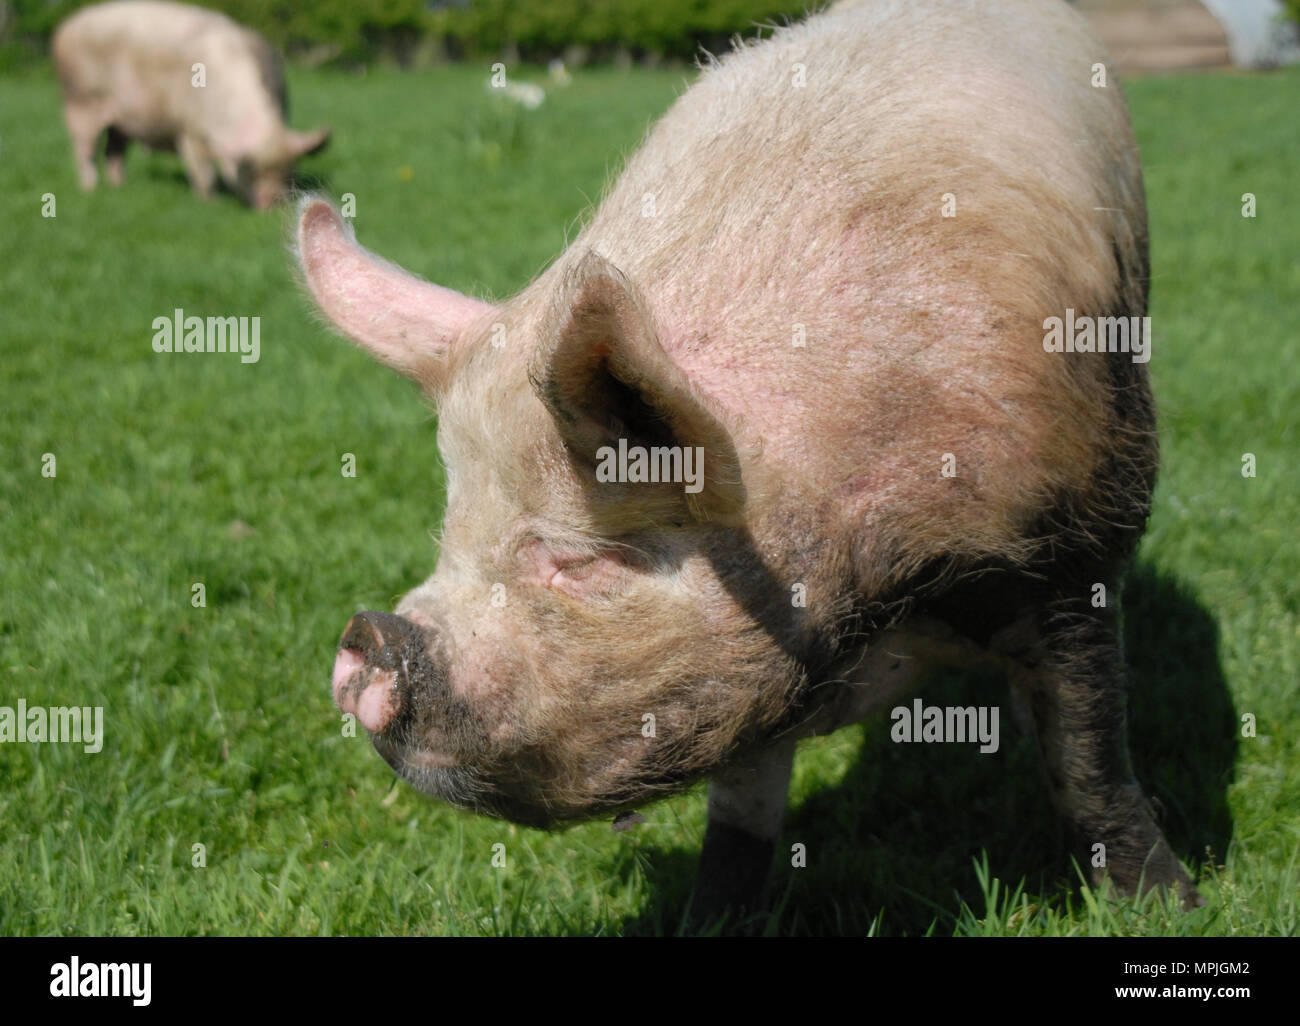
[52,1,329,208]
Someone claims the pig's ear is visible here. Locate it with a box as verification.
[531,252,745,523]
[287,127,331,158]
[296,198,496,390]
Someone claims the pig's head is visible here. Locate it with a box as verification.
[237,127,331,210]
[297,199,815,827]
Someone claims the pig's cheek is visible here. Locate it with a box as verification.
[449,640,519,707]
[446,641,532,747]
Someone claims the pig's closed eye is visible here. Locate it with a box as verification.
[550,549,631,592]
[527,543,635,597]
[552,555,601,583]
[519,536,639,595]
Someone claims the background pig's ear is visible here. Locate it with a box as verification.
[530,251,745,523]
[288,127,331,158]
[296,198,496,390]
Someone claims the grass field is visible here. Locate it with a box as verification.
[0,60,1296,936]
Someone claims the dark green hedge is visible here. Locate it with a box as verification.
[427,0,816,60]
[1285,0,1300,33]
[0,0,818,67]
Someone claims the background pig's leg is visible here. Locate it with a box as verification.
[1022,589,1201,908]
[688,736,796,930]
[177,134,217,199]
[104,127,128,186]
[63,100,108,190]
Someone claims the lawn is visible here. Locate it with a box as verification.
[0,59,1296,936]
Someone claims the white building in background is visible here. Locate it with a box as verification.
[1073,0,1300,72]
[1201,0,1300,67]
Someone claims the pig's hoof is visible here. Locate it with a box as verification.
[1091,849,1205,913]
[612,811,644,832]
[686,821,775,934]
[1180,881,1207,910]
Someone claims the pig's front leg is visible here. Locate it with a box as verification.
[178,133,217,199]
[688,735,796,931]
[62,100,105,190]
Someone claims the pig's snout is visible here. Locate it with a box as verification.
[332,611,423,733]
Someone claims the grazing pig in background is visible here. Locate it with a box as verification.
[301,0,1200,925]
[52,1,329,209]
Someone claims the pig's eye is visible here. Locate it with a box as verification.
[527,543,634,592]
[518,536,640,596]
[553,555,601,582]
[550,550,632,593]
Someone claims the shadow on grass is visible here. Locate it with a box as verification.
[290,168,332,194]
[622,563,1234,936]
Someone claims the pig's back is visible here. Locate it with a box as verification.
[581,0,1149,562]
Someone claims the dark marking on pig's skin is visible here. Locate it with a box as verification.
[341,610,513,817]
[1027,593,1201,908]
[105,125,128,165]
[244,28,288,116]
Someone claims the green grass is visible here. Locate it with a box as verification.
[1,62,1296,936]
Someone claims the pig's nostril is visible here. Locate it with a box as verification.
[330,644,400,732]
[340,610,423,664]
[333,611,427,733]
[331,647,366,708]
[340,613,384,657]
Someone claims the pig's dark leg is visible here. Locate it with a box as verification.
[688,736,795,930]
[104,127,128,186]
[1023,588,1201,908]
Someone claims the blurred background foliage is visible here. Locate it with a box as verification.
[1284,0,1300,32]
[1,0,821,69]
[6,1,1298,69]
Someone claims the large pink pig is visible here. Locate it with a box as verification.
[52,1,328,208]
[300,0,1199,924]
